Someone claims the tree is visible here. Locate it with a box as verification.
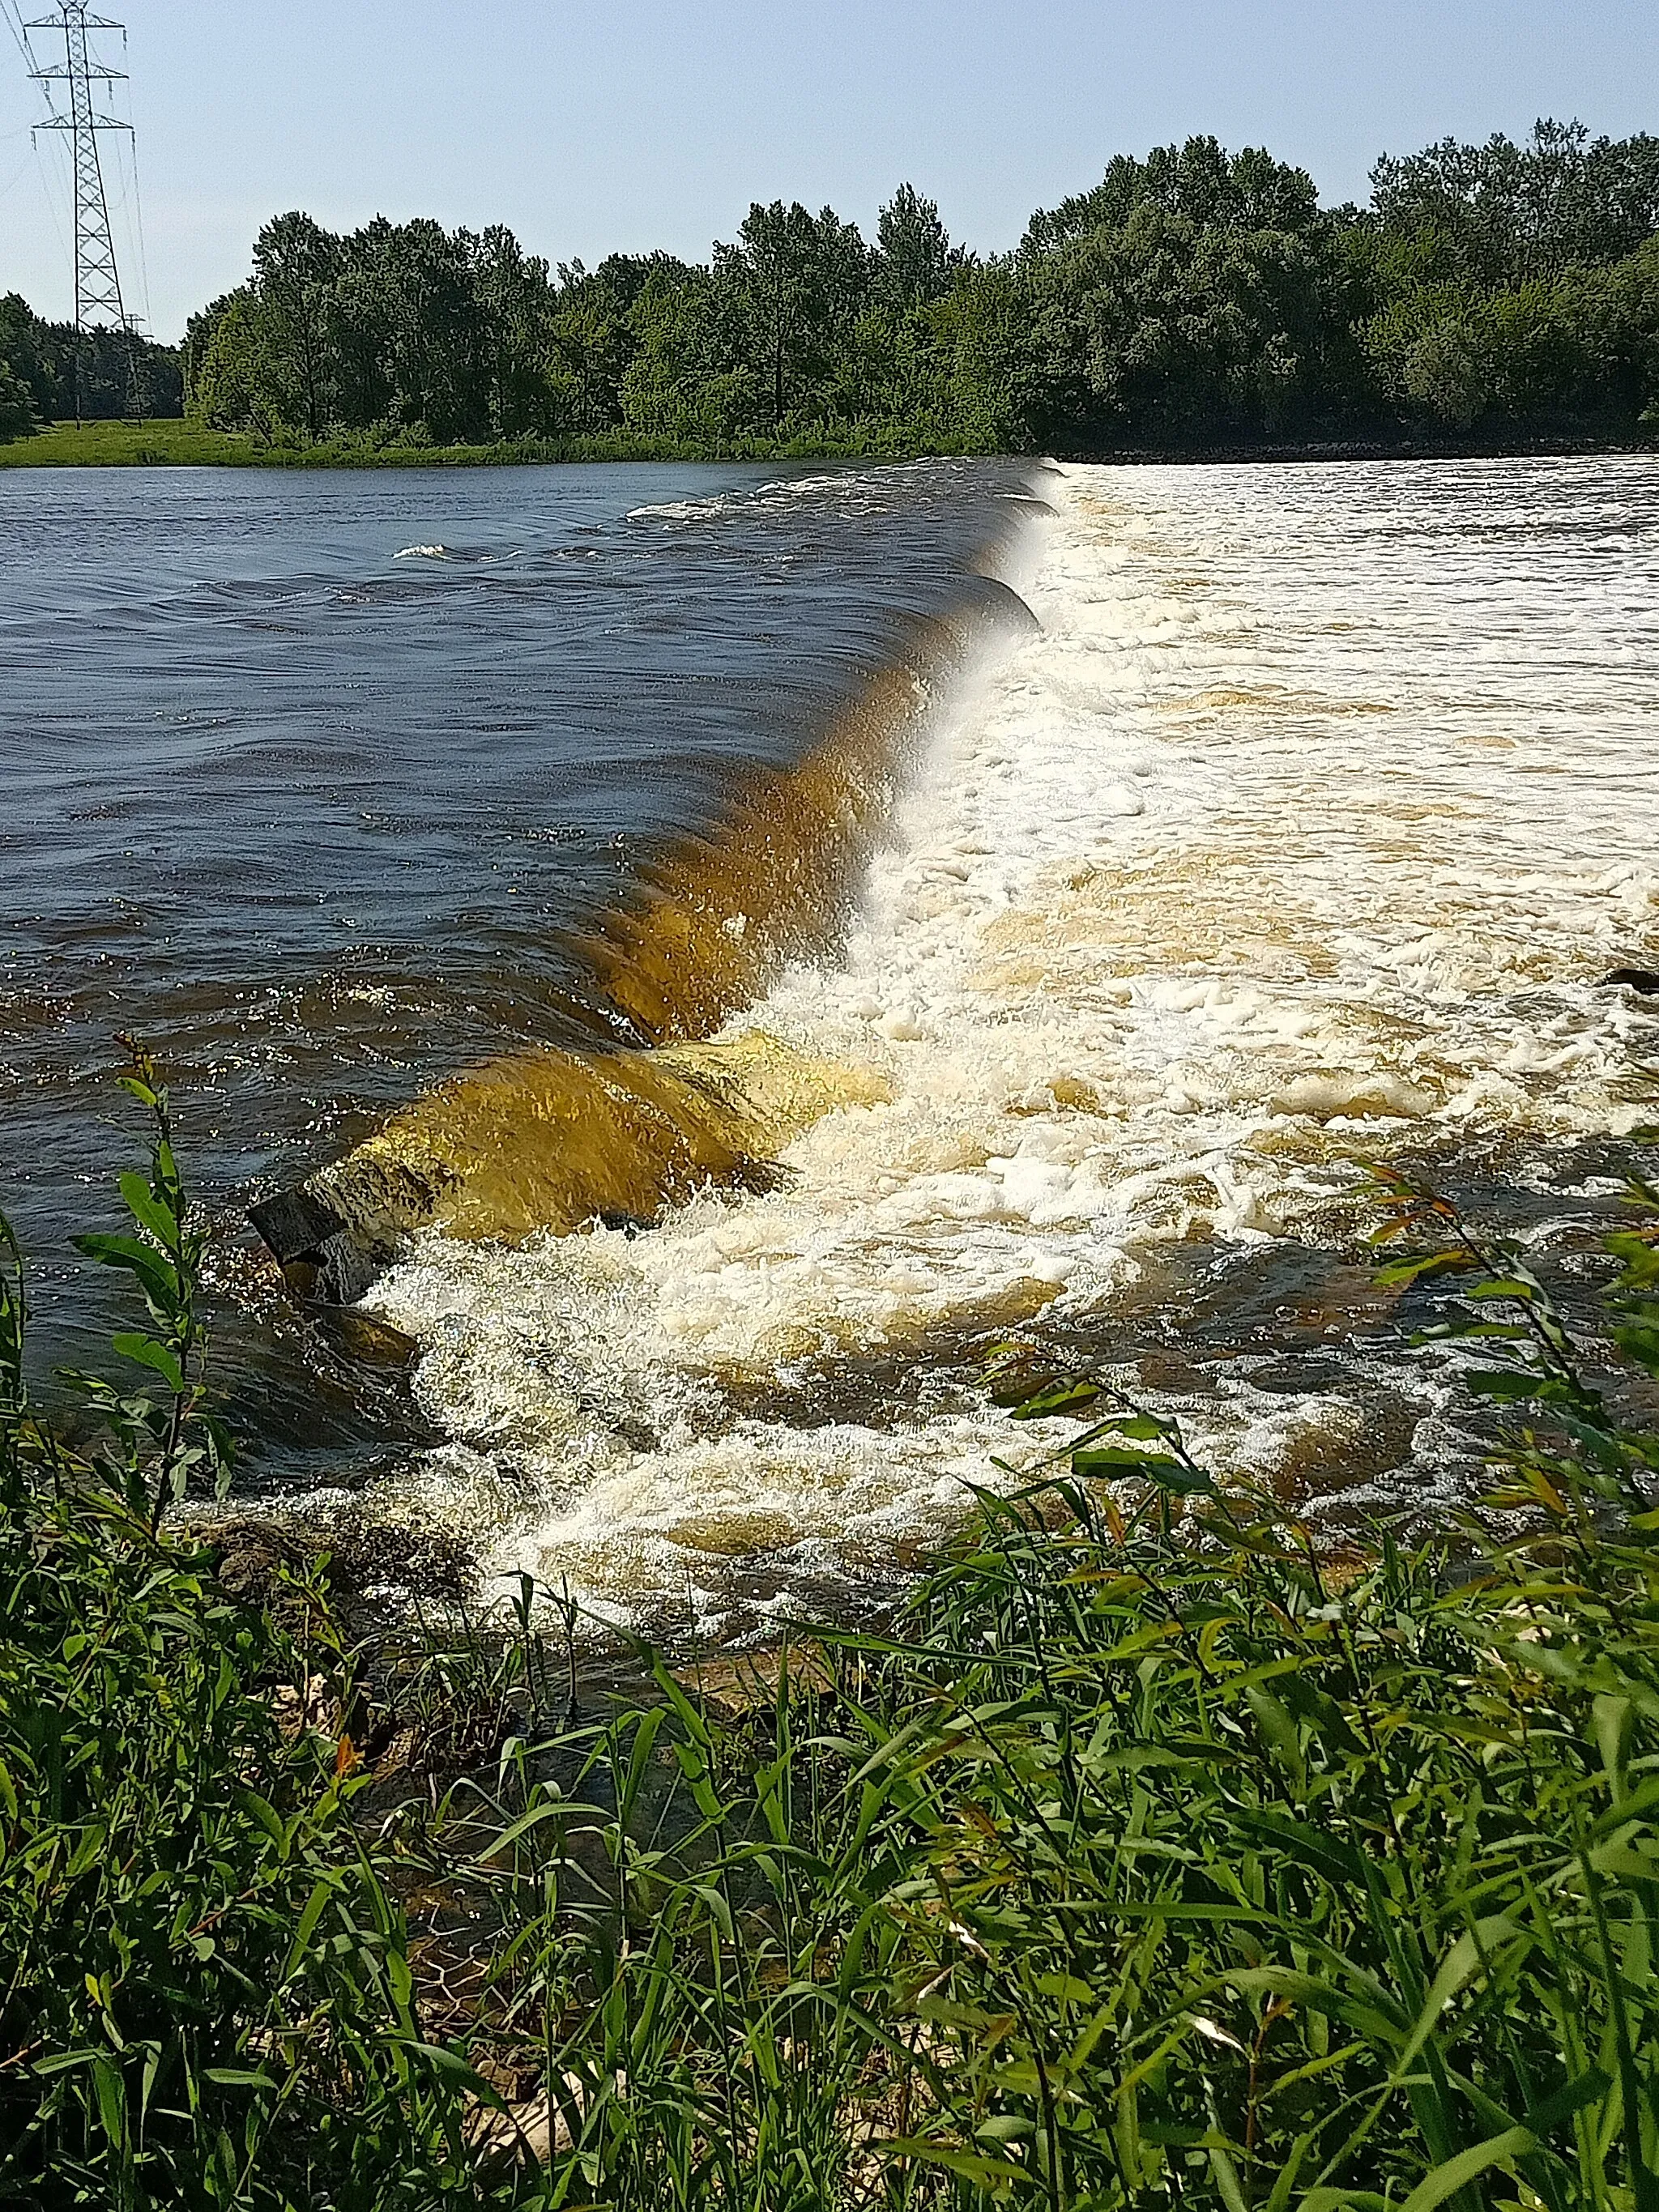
[166,126,1659,459]
[1370,118,1659,283]
[0,359,36,443]
[248,211,343,441]
[1022,137,1322,255]
[875,185,964,309]
[711,201,874,430]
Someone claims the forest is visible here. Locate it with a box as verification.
[4,119,1659,454]
[0,293,181,434]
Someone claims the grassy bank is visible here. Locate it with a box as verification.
[5,1062,1659,2208]
[0,420,267,467]
[0,419,984,470]
[5,418,1657,473]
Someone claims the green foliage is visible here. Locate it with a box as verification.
[1369,117,1659,285]
[8,1074,1659,2207]
[1021,136,1324,255]
[0,1061,501,2210]
[1359,238,1659,430]
[0,360,35,445]
[164,122,1659,460]
[9,120,1659,461]
[0,290,181,423]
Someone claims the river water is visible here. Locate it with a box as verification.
[5,454,1657,1638]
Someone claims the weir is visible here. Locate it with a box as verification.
[249,544,1042,1302]
[343,455,1659,1637]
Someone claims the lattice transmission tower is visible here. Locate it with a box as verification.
[26,1,139,418]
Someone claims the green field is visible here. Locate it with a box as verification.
[0,417,921,469]
[0,417,274,466]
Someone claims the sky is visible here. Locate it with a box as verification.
[2,0,1657,342]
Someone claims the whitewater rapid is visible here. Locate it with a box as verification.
[365,457,1659,1636]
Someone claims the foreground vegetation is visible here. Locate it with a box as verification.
[5,1058,1659,2207]
[6,121,1659,460]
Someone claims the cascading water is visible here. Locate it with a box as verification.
[354,457,1659,1638]
[4,453,1656,1640]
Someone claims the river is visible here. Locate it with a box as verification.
[4,454,1657,1639]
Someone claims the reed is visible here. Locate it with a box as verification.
[4,1069,1657,2207]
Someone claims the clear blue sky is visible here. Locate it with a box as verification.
[2,0,1656,341]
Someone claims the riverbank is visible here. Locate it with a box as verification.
[6,1084,1659,2208]
[4,416,1657,470]
[0,419,984,469]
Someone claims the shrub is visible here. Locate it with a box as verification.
[0,1054,495,2210]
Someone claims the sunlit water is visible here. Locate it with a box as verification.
[365,457,1659,1637]
[6,455,1657,1639]
[0,458,1030,1475]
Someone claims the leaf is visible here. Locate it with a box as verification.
[118,1170,178,1252]
[1073,1445,1213,1494]
[1084,1413,1176,1441]
[1524,2065,1611,2137]
[879,2137,1038,2189]
[70,1233,178,1315]
[92,2054,126,2149]
[1375,1251,1469,1287]
[1397,1918,1520,2071]
[284,1877,339,1980]
[1463,1368,1547,1401]
[32,2048,104,2078]
[1243,1685,1306,1790]
[406,2043,491,2091]
[1397,2125,1534,2211]
[111,1332,186,1394]
[1034,1971,1095,2004]
[1010,1379,1102,1421]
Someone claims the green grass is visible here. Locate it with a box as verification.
[0,417,987,468]
[0,419,274,467]
[6,1058,1659,2207]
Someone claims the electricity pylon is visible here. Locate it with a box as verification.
[27,2,138,420]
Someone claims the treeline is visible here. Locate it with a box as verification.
[0,293,182,436]
[6,118,1659,454]
[178,120,1659,455]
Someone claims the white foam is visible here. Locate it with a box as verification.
[366,458,1659,1628]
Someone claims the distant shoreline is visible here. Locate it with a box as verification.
[2,416,1655,472]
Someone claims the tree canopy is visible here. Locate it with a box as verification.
[0,294,181,437]
[6,121,1659,454]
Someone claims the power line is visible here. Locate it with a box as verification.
[0,0,35,75]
